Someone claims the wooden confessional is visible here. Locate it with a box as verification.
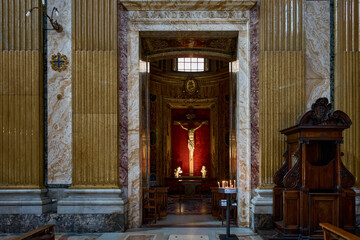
[273,98,356,238]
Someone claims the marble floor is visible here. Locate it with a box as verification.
[0,214,259,240]
[0,215,259,240]
[168,194,212,215]
[0,197,261,240]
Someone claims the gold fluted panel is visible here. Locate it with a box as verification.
[259,0,306,187]
[260,0,304,51]
[335,0,360,187]
[259,51,305,187]
[73,0,117,51]
[0,51,43,189]
[0,0,41,50]
[72,0,118,188]
[0,0,43,189]
[72,51,118,188]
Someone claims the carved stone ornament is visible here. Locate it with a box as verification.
[50,53,69,72]
[179,77,200,98]
[296,98,352,127]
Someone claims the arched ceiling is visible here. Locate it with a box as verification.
[140,31,238,61]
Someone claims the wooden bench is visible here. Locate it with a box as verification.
[154,187,169,217]
[15,224,55,240]
[320,223,360,240]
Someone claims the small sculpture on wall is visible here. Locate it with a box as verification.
[179,76,200,98]
[50,52,69,72]
[174,166,183,178]
[201,166,207,178]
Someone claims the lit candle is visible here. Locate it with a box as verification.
[222,181,225,188]
[217,182,220,188]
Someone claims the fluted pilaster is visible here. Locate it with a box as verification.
[0,0,43,189]
[259,0,306,187]
[335,0,360,186]
[72,0,118,188]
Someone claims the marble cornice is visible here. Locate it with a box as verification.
[120,0,257,11]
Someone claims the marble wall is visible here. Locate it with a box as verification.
[250,4,259,190]
[305,1,331,110]
[118,3,129,191]
[236,30,251,226]
[47,0,72,185]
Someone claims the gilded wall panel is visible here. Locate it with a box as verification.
[259,51,305,186]
[259,0,306,187]
[72,0,119,188]
[335,0,360,186]
[0,0,43,189]
[0,0,40,50]
[0,51,43,188]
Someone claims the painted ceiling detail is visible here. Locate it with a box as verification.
[142,37,237,58]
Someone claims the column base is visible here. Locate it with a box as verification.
[0,189,52,214]
[250,188,273,231]
[57,189,127,214]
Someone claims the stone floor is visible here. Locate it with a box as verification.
[168,194,212,215]
[0,196,261,240]
[0,215,260,240]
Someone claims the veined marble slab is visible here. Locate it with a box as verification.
[47,0,72,185]
[305,1,331,110]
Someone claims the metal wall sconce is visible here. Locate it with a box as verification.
[26,0,63,33]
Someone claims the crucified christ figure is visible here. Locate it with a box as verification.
[174,120,208,176]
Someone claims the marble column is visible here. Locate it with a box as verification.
[46,0,72,186]
[305,1,331,110]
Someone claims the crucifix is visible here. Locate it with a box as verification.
[174,109,208,176]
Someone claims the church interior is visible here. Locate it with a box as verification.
[0,0,359,239]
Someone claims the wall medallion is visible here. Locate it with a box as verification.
[180,77,200,98]
[50,53,69,72]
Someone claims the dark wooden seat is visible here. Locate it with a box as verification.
[154,187,169,217]
[143,188,160,224]
[15,224,55,240]
[320,223,360,240]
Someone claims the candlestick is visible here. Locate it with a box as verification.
[218,182,220,188]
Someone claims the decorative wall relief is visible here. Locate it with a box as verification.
[50,53,69,72]
[179,77,200,98]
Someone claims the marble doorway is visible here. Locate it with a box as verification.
[120,1,254,228]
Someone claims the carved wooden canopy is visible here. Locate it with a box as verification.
[295,98,352,127]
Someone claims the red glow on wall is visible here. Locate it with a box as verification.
[171,109,211,177]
